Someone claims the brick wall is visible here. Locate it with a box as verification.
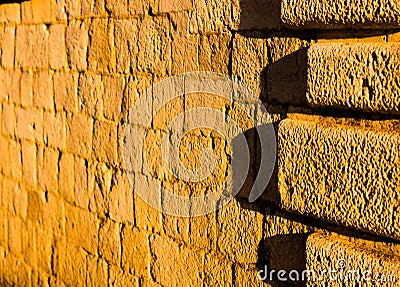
[0,0,399,286]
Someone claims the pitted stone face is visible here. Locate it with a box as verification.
[281,0,400,29]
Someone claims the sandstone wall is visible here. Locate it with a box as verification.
[0,0,399,286]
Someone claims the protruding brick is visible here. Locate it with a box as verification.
[281,0,400,29]
[199,33,231,74]
[109,171,134,223]
[102,75,125,121]
[306,232,400,286]
[307,43,400,114]
[279,117,400,240]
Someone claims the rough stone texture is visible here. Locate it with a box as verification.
[279,117,400,240]
[281,0,400,29]
[1,0,400,285]
[308,43,400,114]
[306,232,400,286]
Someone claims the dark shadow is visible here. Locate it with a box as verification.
[0,0,26,3]
[237,0,282,32]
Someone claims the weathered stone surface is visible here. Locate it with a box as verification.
[15,25,48,69]
[121,227,149,277]
[66,20,89,70]
[307,43,400,114]
[92,119,117,165]
[306,232,400,286]
[88,18,115,72]
[150,235,203,287]
[281,0,400,29]
[279,117,400,240]
[66,113,93,158]
[218,198,263,263]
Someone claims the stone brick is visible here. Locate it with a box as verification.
[306,232,400,286]
[21,140,37,187]
[88,18,115,72]
[232,34,266,98]
[78,72,103,118]
[217,198,263,263]
[55,0,67,20]
[44,112,66,149]
[199,33,231,74]
[26,188,43,224]
[37,147,59,192]
[13,185,28,220]
[81,0,107,16]
[9,70,21,104]
[279,117,400,240]
[8,215,23,256]
[105,0,128,16]
[1,26,15,69]
[66,113,93,158]
[86,256,108,287]
[49,24,67,70]
[1,177,16,211]
[9,140,22,181]
[66,20,89,70]
[30,0,57,23]
[233,264,264,287]
[54,72,78,113]
[109,265,138,287]
[53,237,87,285]
[64,0,80,18]
[204,254,233,286]
[159,0,192,13]
[121,227,149,277]
[0,70,10,101]
[1,103,15,136]
[307,43,400,114]
[103,75,125,121]
[150,235,204,286]
[114,19,139,74]
[99,220,120,265]
[32,71,54,111]
[109,171,134,223]
[20,71,33,107]
[15,25,48,69]
[137,17,170,75]
[171,34,199,74]
[281,0,400,29]
[87,162,112,217]
[59,152,74,203]
[0,3,21,24]
[92,119,118,165]
[188,0,231,33]
[65,203,98,254]
[15,107,43,142]
[0,136,9,175]
[0,208,7,247]
[74,156,89,209]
